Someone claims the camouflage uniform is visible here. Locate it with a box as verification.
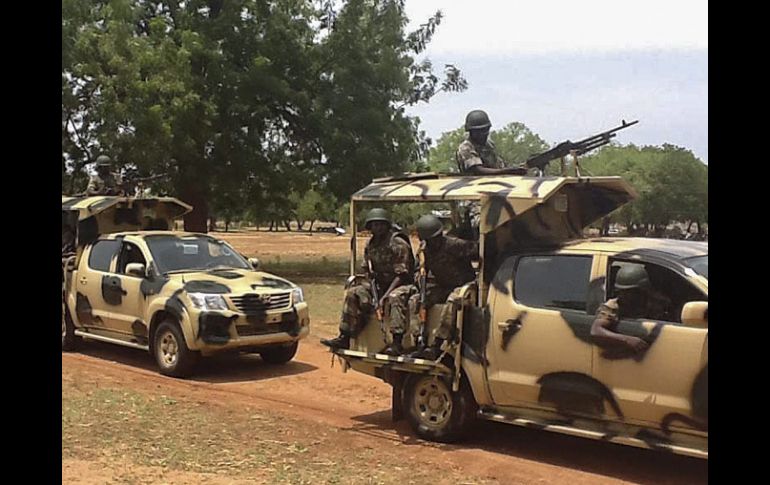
[456,137,504,173]
[595,291,675,325]
[388,235,478,341]
[86,172,123,196]
[339,231,412,336]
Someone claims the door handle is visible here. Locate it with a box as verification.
[497,319,522,332]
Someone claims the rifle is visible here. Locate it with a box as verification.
[416,240,428,350]
[367,259,385,336]
[525,120,639,176]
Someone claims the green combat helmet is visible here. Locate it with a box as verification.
[416,214,443,240]
[364,208,391,229]
[465,110,492,131]
[614,265,651,290]
[95,155,112,167]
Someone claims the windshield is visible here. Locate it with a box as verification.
[145,235,250,274]
[684,255,708,279]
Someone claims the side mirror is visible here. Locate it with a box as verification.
[248,257,261,271]
[681,301,708,328]
[126,263,147,278]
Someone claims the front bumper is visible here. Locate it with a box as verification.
[189,302,310,351]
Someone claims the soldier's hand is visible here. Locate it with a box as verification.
[378,296,387,310]
[625,335,649,353]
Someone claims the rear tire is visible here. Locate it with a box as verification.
[403,373,476,443]
[259,341,299,364]
[153,321,200,378]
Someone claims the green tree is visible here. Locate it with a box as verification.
[581,144,708,234]
[62,0,467,232]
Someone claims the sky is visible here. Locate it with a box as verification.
[403,1,708,163]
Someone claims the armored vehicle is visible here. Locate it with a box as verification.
[332,173,708,459]
[62,195,310,377]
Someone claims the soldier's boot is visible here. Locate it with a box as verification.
[320,331,351,350]
[413,338,445,361]
[381,333,404,356]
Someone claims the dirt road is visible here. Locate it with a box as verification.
[62,337,707,484]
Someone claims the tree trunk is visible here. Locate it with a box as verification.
[309,220,315,232]
[225,219,230,232]
[182,188,209,233]
[283,220,292,231]
[295,218,304,231]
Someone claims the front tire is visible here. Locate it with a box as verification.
[403,374,476,443]
[62,305,80,352]
[153,321,200,378]
[62,278,80,351]
[259,341,299,364]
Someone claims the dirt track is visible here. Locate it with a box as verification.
[62,337,707,484]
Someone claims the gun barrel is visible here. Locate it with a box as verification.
[575,138,613,155]
[575,120,637,145]
[528,119,639,167]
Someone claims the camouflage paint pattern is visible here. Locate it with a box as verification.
[341,174,706,458]
[63,231,310,355]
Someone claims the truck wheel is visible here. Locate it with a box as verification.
[62,305,80,352]
[153,320,200,378]
[259,342,299,364]
[403,374,476,443]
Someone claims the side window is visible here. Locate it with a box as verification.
[514,255,593,312]
[116,242,147,275]
[608,259,707,324]
[88,240,121,272]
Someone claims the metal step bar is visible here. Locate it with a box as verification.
[74,330,149,351]
[333,348,452,374]
[478,409,708,460]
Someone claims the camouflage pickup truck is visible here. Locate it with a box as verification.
[332,173,708,459]
[62,196,310,377]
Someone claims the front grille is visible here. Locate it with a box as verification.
[230,292,291,314]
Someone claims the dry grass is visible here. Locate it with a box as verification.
[62,379,492,485]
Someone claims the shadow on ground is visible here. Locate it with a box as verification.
[347,409,708,485]
[75,341,317,383]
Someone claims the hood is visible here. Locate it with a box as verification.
[166,269,296,295]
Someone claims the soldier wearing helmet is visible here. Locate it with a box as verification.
[456,110,527,175]
[387,214,479,360]
[591,265,674,354]
[86,155,123,195]
[321,208,414,351]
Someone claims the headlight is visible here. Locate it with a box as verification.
[292,287,304,304]
[188,293,229,311]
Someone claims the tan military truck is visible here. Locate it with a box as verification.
[62,195,310,377]
[332,173,708,459]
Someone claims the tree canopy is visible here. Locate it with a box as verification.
[62,0,467,231]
